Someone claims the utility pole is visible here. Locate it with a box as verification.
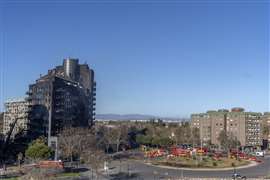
[181,169,184,179]
[236,142,239,160]
[200,123,203,161]
[47,105,52,146]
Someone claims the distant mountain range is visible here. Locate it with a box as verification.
[96,114,189,121]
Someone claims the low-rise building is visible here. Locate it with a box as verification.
[3,98,30,137]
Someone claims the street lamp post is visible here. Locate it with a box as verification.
[181,169,184,179]
[200,123,203,162]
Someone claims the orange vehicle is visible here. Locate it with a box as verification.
[38,160,64,169]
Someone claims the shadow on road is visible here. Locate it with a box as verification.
[109,172,143,180]
[65,167,89,173]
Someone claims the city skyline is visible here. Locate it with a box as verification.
[0,1,269,117]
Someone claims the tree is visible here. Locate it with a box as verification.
[111,125,129,152]
[136,135,152,146]
[262,124,270,140]
[151,137,174,147]
[58,127,79,162]
[174,122,192,145]
[102,126,114,153]
[218,130,240,157]
[191,127,200,146]
[82,149,108,179]
[96,125,129,153]
[58,127,95,162]
[0,115,32,169]
[25,138,52,161]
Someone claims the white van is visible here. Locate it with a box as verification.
[255,151,264,157]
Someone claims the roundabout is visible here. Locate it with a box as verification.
[122,155,270,178]
[144,160,258,171]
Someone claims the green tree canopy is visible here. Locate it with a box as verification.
[136,135,153,146]
[152,137,174,147]
[25,138,52,161]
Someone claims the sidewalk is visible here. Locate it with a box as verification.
[144,161,259,171]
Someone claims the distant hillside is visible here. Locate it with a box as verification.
[96,114,188,121]
[96,114,156,120]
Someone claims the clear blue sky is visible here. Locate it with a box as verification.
[0,0,269,117]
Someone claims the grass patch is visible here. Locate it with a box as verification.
[57,172,80,178]
[151,156,250,168]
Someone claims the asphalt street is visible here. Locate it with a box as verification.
[107,155,270,179]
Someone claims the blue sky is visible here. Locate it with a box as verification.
[0,0,269,117]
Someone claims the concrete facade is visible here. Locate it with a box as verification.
[191,108,263,147]
[209,111,227,145]
[262,112,270,144]
[191,113,211,145]
[0,112,3,134]
[3,98,29,137]
[244,112,262,146]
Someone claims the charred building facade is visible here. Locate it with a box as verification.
[0,112,3,134]
[27,58,96,138]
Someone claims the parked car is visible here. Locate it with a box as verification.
[232,173,247,180]
[255,151,264,157]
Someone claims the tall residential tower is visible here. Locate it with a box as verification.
[27,58,96,139]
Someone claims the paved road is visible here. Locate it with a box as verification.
[107,155,270,179]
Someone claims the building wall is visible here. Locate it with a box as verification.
[51,77,89,135]
[191,108,263,147]
[3,99,29,137]
[262,112,270,143]
[244,112,262,146]
[226,112,246,146]
[0,112,3,134]
[28,58,96,138]
[210,112,226,145]
[191,113,211,145]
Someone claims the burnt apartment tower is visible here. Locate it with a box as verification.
[27,58,96,139]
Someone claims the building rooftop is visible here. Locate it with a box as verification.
[5,97,27,103]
